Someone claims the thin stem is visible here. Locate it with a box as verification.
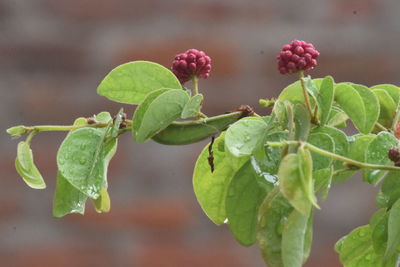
[268,140,400,172]
[298,71,313,118]
[25,122,110,133]
[375,122,388,132]
[192,76,199,96]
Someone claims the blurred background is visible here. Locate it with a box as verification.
[1,0,400,266]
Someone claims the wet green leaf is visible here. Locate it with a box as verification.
[181,94,203,119]
[308,133,335,170]
[335,225,396,267]
[278,148,317,215]
[282,209,310,267]
[373,89,397,128]
[15,141,46,189]
[313,167,333,200]
[385,198,400,259]
[369,209,388,255]
[132,88,189,143]
[226,161,272,246]
[257,188,293,267]
[57,128,110,199]
[225,117,269,157]
[97,61,182,104]
[193,133,247,225]
[363,132,398,185]
[53,171,87,218]
[348,134,375,162]
[379,171,400,208]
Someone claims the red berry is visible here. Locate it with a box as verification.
[171,49,212,84]
[276,40,319,74]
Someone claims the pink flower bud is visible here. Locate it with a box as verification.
[171,49,212,84]
[276,40,319,74]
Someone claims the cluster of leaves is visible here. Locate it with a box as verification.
[7,60,400,267]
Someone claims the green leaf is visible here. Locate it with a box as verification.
[193,133,247,225]
[52,171,87,218]
[369,209,388,255]
[92,187,111,213]
[252,131,288,175]
[7,125,27,138]
[385,198,400,259]
[294,103,311,141]
[335,225,397,267]
[313,167,333,200]
[311,126,348,170]
[327,107,348,128]
[351,84,380,134]
[373,89,397,128]
[278,148,317,215]
[303,210,314,263]
[371,84,400,106]
[319,76,335,125]
[363,132,398,185]
[15,141,46,189]
[97,61,182,104]
[132,88,189,143]
[379,171,400,208]
[226,161,272,246]
[282,209,310,267]
[348,134,375,162]
[257,188,293,267]
[308,133,335,170]
[334,83,367,133]
[181,94,203,119]
[57,128,108,199]
[225,117,269,157]
[110,108,124,138]
[278,78,323,104]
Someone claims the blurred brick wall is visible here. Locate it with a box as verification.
[1,0,400,266]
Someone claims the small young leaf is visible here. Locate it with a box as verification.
[319,76,335,125]
[7,125,27,138]
[363,132,398,185]
[385,198,400,259]
[334,83,367,133]
[193,133,247,225]
[226,161,272,246]
[327,107,348,128]
[313,167,333,200]
[53,171,87,218]
[15,141,46,189]
[181,94,203,119]
[92,187,111,213]
[282,209,310,267]
[278,78,323,104]
[97,61,182,104]
[225,117,269,157]
[132,89,189,143]
[373,89,397,128]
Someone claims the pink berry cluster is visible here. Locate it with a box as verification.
[172,49,212,84]
[277,40,320,74]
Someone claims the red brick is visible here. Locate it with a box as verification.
[44,0,161,21]
[66,197,194,231]
[113,39,240,78]
[133,241,247,267]
[0,42,87,74]
[0,245,114,267]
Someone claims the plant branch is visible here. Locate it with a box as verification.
[298,71,314,119]
[268,140,400,172]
